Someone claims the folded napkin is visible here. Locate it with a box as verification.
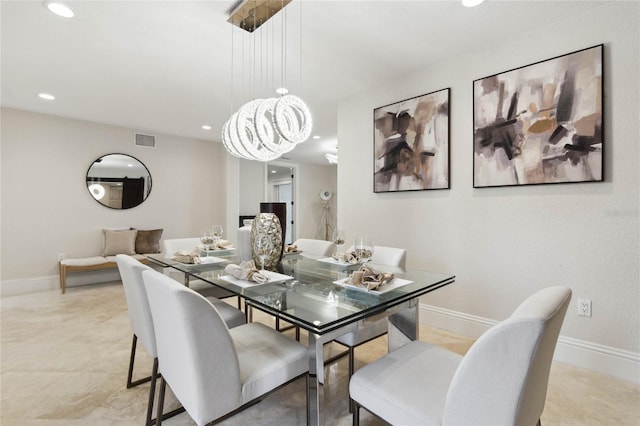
[332,251,359,264]
[171,250,201,264]
[216,239,233,249]
[197,239,234,252]
[224,261,269,283]
[347,266,394,291]
[285,244,299,253]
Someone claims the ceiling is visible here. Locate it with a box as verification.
[1,0,609,165]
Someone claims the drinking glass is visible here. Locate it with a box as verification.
[211,225,224,248]
[354,236,374,262]
[200,229,215,255]
[254,235,273,271]
[333,228,346,254]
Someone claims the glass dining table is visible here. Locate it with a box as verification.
[146,252,455,425]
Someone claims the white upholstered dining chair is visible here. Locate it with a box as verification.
[116,254,245,425]
[349,286,572,425]
[292,238,336,257]
[141,268,309,426]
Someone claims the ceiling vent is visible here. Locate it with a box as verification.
[134,133,156,148]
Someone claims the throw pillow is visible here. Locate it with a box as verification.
[135,229,163,254]
[102,229,138,256]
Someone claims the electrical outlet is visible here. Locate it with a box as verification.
[57,252,65,261]
[577,299,592,317]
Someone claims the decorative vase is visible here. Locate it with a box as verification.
[250,213,283,270]
[260,202,287,259]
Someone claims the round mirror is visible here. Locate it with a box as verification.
[86,153,152,209]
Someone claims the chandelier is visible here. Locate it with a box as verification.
[221,0,312,162]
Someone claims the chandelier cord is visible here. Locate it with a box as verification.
[281,0,286,92]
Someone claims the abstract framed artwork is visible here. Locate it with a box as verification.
[473,44,603,188]
[374,88,450,193]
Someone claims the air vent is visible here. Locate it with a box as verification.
[134,133,156,148]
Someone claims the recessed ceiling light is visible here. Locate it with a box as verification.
[312,135,320,140]
[462,0,485,7]
[271,170,277,174]
[38,93,55,100]
[276,87,289,95]
[127,164,133,167]
[44,1,74,18]
[201,125,212,130]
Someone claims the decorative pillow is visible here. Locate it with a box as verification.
[102,229,138,256]
[135,229,163,254]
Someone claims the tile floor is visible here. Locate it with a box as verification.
[1,281,639,425]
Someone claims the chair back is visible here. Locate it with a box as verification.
[162,238,202,257]
[293,238,336,256]
[142,269,242,425]
[371,246,406,268]
[346,245,406,268]
[443,286,571,426]
[115,254,157,357]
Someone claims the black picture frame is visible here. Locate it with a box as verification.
[373,88,450,193]
[473,44,604,188]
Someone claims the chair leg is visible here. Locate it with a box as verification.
[306,373,310,426]
[156,376,166,426]
[296,326,300,342]
[127,334,153,388]
[145,358,159,426]
[348,346,355,413]
[126,334,138,388]
[352,400,360,426]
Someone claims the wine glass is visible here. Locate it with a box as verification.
[211,225,224,248]
[333,228,346,254]
[254,235,273,271]
[200,229,215,255]
[354,236,374,263]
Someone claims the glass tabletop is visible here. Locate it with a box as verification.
[146,253,454,335]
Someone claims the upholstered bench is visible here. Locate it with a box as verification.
[59,255,150,294]
[59,228,163,294]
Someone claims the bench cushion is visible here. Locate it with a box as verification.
[61,256,109,267]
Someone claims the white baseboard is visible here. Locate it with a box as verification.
[420,303,640,385]
[1,275,58,296]
[1,270,121,297]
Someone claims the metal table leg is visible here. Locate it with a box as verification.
[388,299,419,351]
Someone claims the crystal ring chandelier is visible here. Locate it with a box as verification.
[221,0,312,162]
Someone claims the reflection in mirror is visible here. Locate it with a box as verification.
[86,153,152,209]
[267,164,294,244]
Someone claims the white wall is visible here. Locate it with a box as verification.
[1,108,227,288]
[297,163,337,240]
[337,2,639,376]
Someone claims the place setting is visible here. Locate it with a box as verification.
[319,235,372,267]
[220,260,293,288]
[199,225,236,256]
[334,265,413,295]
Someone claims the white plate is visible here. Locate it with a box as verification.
[175,256,227,266]
[318,257,360,266]
[221,270,294,288]
[198,256,228,264]
[333,277,414,295]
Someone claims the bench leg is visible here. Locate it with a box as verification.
[59,263,66,294]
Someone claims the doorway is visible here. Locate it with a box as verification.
[266,163,297,245]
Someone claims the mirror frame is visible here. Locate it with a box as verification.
[86,153,152,210]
